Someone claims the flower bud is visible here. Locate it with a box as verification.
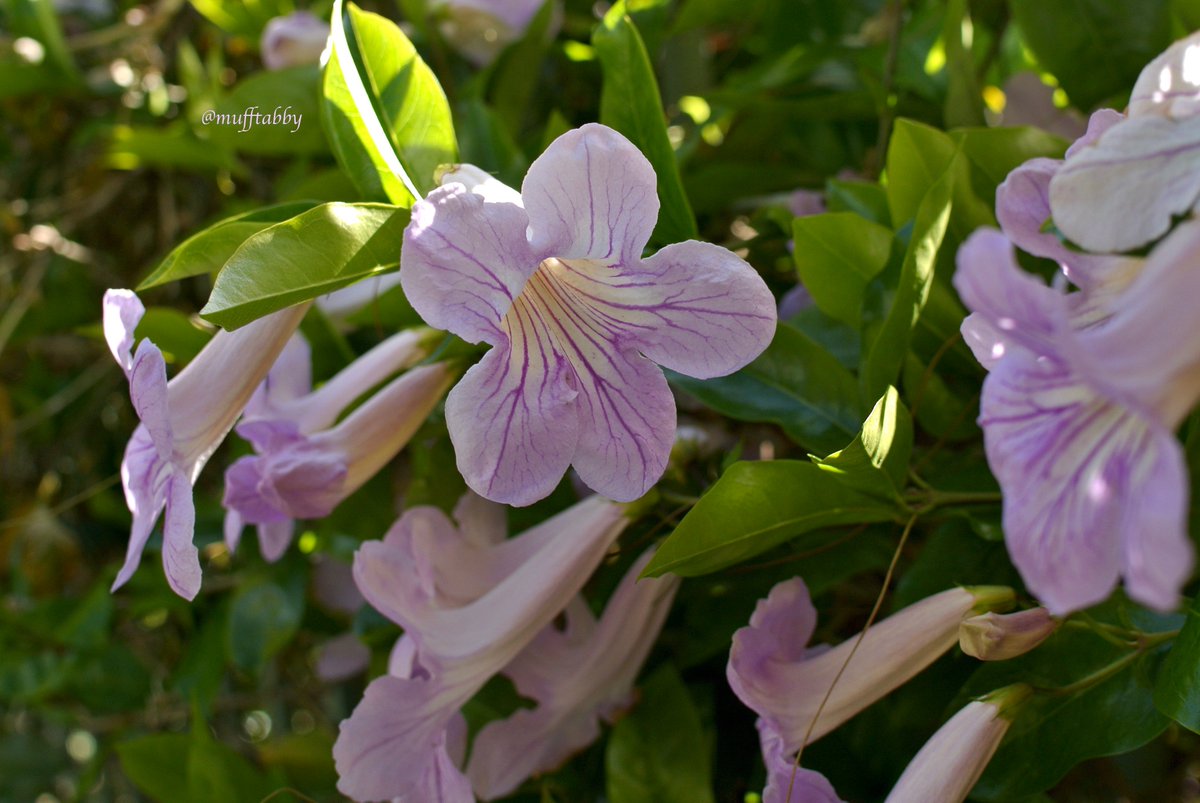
[959,608,1057,661]
[886,684,1030,803]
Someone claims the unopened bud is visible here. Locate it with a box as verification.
[960,608,1057,661]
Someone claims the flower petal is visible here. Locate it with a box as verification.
[112,426,169,592]
[1129,32,1200,119]
[1120,433,1192,613]
[128,340,174,461]
[546,241,777,379]
[522,123,659,264]
[445,323,580,507]
[162,471,201,600]
[758,720,844,803]
[102,289,145,377]
[1049,114,1200,252]
[401,183,537,345]
[244,334,312,422]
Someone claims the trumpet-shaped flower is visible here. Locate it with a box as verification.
[102,290,307,600]
[955,225,1200,613]
[401,123,776,506]
[1050,32,1200,252]
[884,685,1029,803]
[467,550,679,799]
[333,493,629,801]
[727,577,1012,789]
[223,329,442,560]
[958,608,1057,662]
[261,11,330,70]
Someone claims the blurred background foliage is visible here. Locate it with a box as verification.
[5,0,1200,801]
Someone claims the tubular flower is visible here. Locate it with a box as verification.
[332,493,630,802]
[467,550,680,799]
[884,685,1030,803]
[430,0,556,66]
[401,123,776,506]
[102,290,308,600]
[955,224,1200,613]
[1049,31,1200,253]
[261,10,330,70]
[727,577,1013,788]
[222,329,443,560]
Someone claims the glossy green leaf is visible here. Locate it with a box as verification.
[138,201,320,290]
[811,386,912,501]
[606,666,716,803]
[793,212,894,327]
[1154,603,1200,733]
[952,126,1067,203]
[189,0,293,37]
[885,118,992,242]
[593,5,697,244]
[668,323,863,454]
[225,581,304,673]
[117,734,193,803]
[200,203,408,330]
[322,0,456,205]
[959,595,1181,801]
[861,152,954,403]
[642,460,901,577]
[1011,0,1172,110]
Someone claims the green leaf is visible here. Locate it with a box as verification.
[606,666,716,803]
[188,0,292,37]
[861,151,954,403]
[952,126,1068,204]
[206,66,327,155]
[226,580,304,673]
[138,201,320,290]
[593,5,697,244]
[487,0,556,135]
[107,124,245,176]
[199,203,408,330]
[117,734,192,803]
[1011,0,1172,110]
[1154,603,1200,733]
[68,644,152,714]
[5,0,79,79]
[941,0,983,128]
[668,323,863,454]
[642,460,901,577]
[54,583,114,649]
[884,118,991,242]
[959,595,1181,801]
[811,386,912,502]
[793,212,894,327]
[321,0,457,205]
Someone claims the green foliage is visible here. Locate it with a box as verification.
[811,386,912,503]
[593,4,697,245]
[200,203,408,329]
[793,212,894,327]
[1154,604,1200,733]
[606,666,716,803]
[226,579,305,673]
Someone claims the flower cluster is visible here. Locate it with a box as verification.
[956,30,1200,614]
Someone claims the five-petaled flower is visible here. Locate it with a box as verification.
[401,123,777,506]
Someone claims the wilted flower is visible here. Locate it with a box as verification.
[884,685,1030,803]
[1049,31,1200,252]
[223,329,446,561]
[959,608,1057,661]
[956,225,1200,613]
[401,123,776,506]
[727,576,1013,799]
[103,290,307,599]
[467,550,679,799]
[332,493,630,801]
[261,11,330,70]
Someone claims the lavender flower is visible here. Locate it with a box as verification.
[467,550,679,799]
[332,493,630,801]
[261,11,330,71]
[223,329,446,561]
[431,0,555,66]
[727,577,1013,800]
[400,123,776,506]
[102,290,307,599]
[955,225,1200,613]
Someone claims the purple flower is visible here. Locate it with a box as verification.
[261,11,330,71]
[958,608,1057,662]
[1049,32,1200,252]
[432,0,556,66]
[884,685,1029,803]
[955,225,1200,613]
[466,549,679,799]
[727,577,1012,797]
[757,719,844,803]
[223,329,446,561]
[332,493,630,801]
[401,124,777,506]
[788,188,826,218]
[102,290,308,599]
